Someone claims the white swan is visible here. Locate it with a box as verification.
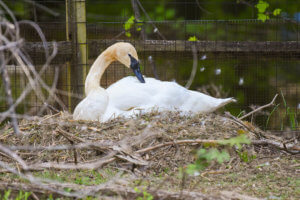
[73,42,236,122]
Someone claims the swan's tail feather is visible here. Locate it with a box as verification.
[215,97,236,110]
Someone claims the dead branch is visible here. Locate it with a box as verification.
[137,139,220,154]
[195,0,213,15]
[23,0,60,17]
[135,0,166,40]
[239,94,278,120]
[0,181,261,200]
[185,44,198,89]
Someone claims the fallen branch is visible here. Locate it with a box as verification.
[239,94,278,120]
[0,181,251,200]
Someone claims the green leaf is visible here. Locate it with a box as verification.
[165,9,175,19]
[186,164,198,175]
[155,5,164,14]
[124,15,135,38]
[125,32,131,37]
[188,36,198,41]
[216,150,230,164]
[257,13,269,22]
[124,15,135,31]
[219,134,251,149]
[255,0,269,13]
[273,8,281,16]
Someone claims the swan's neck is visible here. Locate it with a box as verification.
[85,52,113,96]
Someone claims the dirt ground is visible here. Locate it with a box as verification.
[0,111,299,199]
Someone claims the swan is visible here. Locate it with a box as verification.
[73,42,236,122]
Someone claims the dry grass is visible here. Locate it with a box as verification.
[0,111,299,199]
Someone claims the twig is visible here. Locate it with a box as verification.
[131,0,146,40]
[23,0,60,17]
[239,94,278,120]
[135,0,166,40]
[195,0,212,14]
[137,139,221,154]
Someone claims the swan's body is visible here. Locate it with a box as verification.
[102,77,235,121]
[73,42,236,122]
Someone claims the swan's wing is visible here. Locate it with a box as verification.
[106,77,190,111]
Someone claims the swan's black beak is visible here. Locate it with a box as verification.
[129,54,145,83]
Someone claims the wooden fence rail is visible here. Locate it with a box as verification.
[24,40,300,63]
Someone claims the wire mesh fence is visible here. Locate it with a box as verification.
[0,0,299,130]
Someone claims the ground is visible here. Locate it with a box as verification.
[0,111,299,199]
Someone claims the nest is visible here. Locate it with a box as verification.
[1,111,257,173]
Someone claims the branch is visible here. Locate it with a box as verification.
[135,0,166,40]
[185,44,198,89]
[23,0,60,17]
[195,0,212,14]
[239,94,278,120]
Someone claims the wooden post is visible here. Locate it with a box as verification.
[74,0,87,84]
[65,0,87,111]
[65,0,72,112]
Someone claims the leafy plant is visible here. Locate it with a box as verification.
[186,135,251,175]
[2,190,11,200]
[255,0,281,22]
[0,190,31,200]
[280,90,298,130]
[265,103,280,129]
[237,150,256,163]
[15,191,31,200]
[188,36,198,42]
[124,15,142,38]
[124,15,135,37]
[218,134,251,149]
[187,148,230,174]
[134,187,153,200]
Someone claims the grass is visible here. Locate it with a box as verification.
[33,168,117,186]
[0,155,298,200]
[131,156,299,200]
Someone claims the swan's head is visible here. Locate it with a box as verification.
[113,42,145,83]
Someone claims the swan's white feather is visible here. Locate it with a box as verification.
[73,88,108,121]
[101,76,236,122]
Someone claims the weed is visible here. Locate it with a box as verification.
[237,150,256,163]
[134,187,153,200]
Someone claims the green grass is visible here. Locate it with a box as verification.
[33,168,117,186]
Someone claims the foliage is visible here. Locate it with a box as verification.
[134,187,154,200]
[237,150,256,163]
[124,15,135,37]
[265,103,280,129]
[187,148,230,174]
[280,90,298,130]
[219,134,251,149]
[0,190,31,200]
[188,36,198,42]
[186,135,251,175]
[255,0,281,22]
[123,15,143,38]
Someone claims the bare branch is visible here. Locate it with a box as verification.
[185,44,198,89]
[239,94,278,120]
